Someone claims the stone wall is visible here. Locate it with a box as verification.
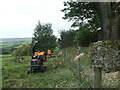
[89,40,120,71]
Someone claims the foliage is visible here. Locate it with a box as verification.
[61,1,120,28]
[61,1,120,40]
[58,29,76,48]
[75,25,100,47]
[61,2,101,30]
[61,2,103,46]
[1,47,16,54]
[12,44,31,57]
[32,21,57,52]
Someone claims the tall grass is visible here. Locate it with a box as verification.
[60,47,94,88]
[2,54,81,88]
[59,46,119,88]
[2,47,119,88]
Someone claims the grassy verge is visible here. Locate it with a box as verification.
[0,54,2,89]
[2,47,119,88]
[2,54,80,88]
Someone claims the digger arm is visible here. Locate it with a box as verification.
[32,41,39,55]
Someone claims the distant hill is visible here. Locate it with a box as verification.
[0,38,32,50]
[0,38,32,43]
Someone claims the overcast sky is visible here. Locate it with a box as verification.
[0,0,73,38]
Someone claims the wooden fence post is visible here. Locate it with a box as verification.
[118,69,120,88]
[78,58,81,81]
[94,66,102,88]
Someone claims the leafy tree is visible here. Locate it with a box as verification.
[75,24,99,47]
[58,29,76,48]
[61,2,101,31]
[61,1,120,40]
[32,21,57,52]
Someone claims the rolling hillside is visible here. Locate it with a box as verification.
[0,38,32,48]
[0,38,32,54]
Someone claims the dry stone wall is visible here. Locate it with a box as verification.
[90,40,120,71]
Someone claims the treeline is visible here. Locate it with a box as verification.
[2,1,120,56]
[59,1,120,48]
[1,47,16,54]
[1,22,101,55]
[58,28,100,48]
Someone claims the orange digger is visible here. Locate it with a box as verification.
[27,41,47,74]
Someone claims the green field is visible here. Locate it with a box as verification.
[0,38,32,55]
[2,55,82,88]
[0,45,92,88]
[1,41,119,88]
[2,53,119,88]
[0,38,32,49]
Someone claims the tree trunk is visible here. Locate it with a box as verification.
[111,15,120,39]
[117,15,120,39]
[94,67,102,88]
[99,2,120,40]
[100,2,112,40]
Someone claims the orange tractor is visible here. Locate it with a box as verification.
[28,41,49,74]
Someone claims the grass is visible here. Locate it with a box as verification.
[2,47,119,88]
[2,54,81,88]
[0,41,31,49]
[0,54,2,89]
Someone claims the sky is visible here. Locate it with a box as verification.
[0,0,73,38]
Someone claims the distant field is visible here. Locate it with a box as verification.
[0,38,32,43]
[0,38,32,49]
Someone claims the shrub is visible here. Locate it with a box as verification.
[12,44,31,57]
[58,29,76,48]
[75,28,99,47]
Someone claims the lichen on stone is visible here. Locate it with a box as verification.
[89,40,120,71]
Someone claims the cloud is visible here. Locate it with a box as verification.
[0,0,71,38]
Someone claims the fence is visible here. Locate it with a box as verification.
[60,47,120,88]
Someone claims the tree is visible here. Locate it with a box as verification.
[61,1,120,40]
[32,21,57,52]
[99,2,120,40]
[58,29,76,48]
[61,2,101,30]
[75,24,99,47]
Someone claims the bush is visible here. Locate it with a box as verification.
[58,30,76,48]
[2,47,16,54]
[75,28,99,47]
[12,44,31,57]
